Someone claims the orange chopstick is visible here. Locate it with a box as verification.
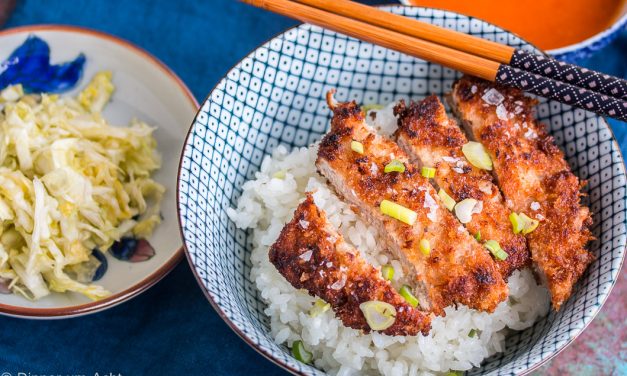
[242,0,627,120]
[294,0,515,64]
[241,0,501,80]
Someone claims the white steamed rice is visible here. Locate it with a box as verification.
[227,103,550,376]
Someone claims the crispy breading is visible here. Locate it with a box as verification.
[394,95,530,278]
[269,193,432,336]
[315,91,508,315]
[449,75,594,310]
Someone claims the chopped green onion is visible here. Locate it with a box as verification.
[291,340,313,364]
[468,329,477,337]
[484,240,508,260]
[359,301,396,330]
[519,213,539,234]
[421,166,436,178]
[474,231,481,241]
[309,299,331,318]
[509,212,524,234]
[438,188,456,211]
[362,103,385,112]
[462,141,493,170]
[454,198,478,224]
[419,238,431,256]
[384,159,406,173]
[380,200,417,225]
[445,371,463,376]
[381,264,395,281]
[351,140,364,154]
[399,285,419,307]
[273,170,286,179]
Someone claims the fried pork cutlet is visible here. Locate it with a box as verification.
[269,193,431,336]
[315,91,508,315]
[449,75,594,310]
[394,96,530,278]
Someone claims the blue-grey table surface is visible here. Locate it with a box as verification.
[1,0,625,375]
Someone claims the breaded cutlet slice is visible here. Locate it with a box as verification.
[269,193,431,336]
[315,91,508,315]
[449,75,594,310]
[394,95,530,278]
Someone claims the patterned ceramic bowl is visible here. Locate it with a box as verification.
[178,6,626,375]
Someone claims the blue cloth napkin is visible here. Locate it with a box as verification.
[1,0,625,374]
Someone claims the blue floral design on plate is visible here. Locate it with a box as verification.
[0,35,85,93]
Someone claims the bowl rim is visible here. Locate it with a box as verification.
[175,29,308,376]
[548,11,627,55]
[0,24,199,318]
[178,5,626,375]
[397,0,627,55]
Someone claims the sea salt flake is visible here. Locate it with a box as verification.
[524,128,537,139]
[299,220,309,229]
[482,88,504,105]
[471,201,484,214]
[452,167,465,174]
[478,182,492,194]
[330,274,347,290]
[299,250,313,262]
[326,261,333,268]
[496,104,509,120]
[442,156,459,164]
[370,162,379,174]
[514,106,523,114]
[424,192,438,222]
[530,202,540,211]
[471,85,478,94]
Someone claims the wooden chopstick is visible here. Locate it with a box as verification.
[242,0,627,121]
[242,0,501,80]
[296,0,627,103]
[294,0,514,63]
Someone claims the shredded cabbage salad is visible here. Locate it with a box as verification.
[0,71,164,300]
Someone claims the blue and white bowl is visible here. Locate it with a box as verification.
[178,6,626,375]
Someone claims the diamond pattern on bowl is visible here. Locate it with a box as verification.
[178,6,626,376]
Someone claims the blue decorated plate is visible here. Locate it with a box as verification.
[178,6,626,376]
[0,25,198,318]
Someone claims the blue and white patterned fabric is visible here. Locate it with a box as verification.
[178,7,626,376]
